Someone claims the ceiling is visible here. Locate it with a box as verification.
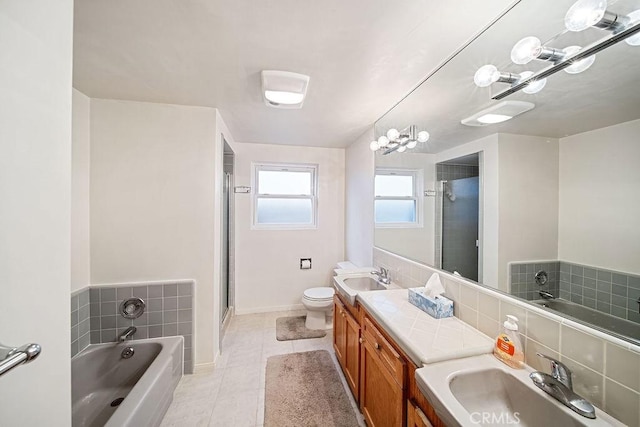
[73,0,518,148]
[375,0,640,153]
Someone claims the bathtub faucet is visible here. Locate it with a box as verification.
[118,326,137,342]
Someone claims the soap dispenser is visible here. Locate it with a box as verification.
[493,315,524,369]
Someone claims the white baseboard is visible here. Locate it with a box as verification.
[193,361,216,374]
[234,303,305,315]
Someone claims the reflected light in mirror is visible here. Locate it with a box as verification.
[563,46,596,73]
[477,113,512,124]
[625,10,640,45]
[564,0,609,32]
[519,71,547,94]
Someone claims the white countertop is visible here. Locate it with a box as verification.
[357,289,494,366]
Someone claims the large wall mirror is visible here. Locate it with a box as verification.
[374,0,640,345]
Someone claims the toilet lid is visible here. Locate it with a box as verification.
[304,287,334,300]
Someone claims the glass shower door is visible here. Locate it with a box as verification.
[441,177,479,281]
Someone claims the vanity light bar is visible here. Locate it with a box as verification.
[493,20,640,100]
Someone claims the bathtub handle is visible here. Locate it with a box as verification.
[0,342,41,378]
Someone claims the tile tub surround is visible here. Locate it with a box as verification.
[71,288,91,357]
[558,261,640,324]
[373,247,640,426]
[70,281,195,374]
[509,260,640,324]
[509,261,560,301]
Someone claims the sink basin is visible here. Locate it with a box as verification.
[333,272,398,305]
[343,276,388,291]
[450,368,582,426]
[415,354,622,427]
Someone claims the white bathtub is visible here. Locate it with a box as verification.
[72,336,183,427]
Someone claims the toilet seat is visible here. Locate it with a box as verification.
[303,287,334,301]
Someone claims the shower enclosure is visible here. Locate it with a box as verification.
[221,140,234,328]
[436,154,480,282]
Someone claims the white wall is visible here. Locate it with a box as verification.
[234,143,345,314]
[72,89,91,292]
[89,99,219,366]
[0,1,73,423]
[498,134,559,289]
[558,119,640,274]
[436,134,500,288]
[376,151,436,266]
[345,129,375,267]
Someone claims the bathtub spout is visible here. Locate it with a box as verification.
[119,327,137,342]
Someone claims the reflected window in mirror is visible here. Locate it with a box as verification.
[374,168,423,228]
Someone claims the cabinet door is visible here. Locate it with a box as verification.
[408,400,433,427]
[360,338,404,427]
[333,298,345,363]
[343,306,360,400]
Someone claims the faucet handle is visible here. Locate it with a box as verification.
[537,353,572,389]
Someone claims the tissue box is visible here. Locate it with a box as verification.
[408,288,453,319]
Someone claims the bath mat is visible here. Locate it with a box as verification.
[264,350,359,427]
[275,315,327,341]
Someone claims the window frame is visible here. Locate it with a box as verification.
[374,167,423,228]
[252,162,318,230]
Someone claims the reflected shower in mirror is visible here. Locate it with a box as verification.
[373,0,640,345]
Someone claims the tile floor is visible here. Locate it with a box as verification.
[160,310,366,427]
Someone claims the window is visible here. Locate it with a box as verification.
[375,168,422,227]
[253,163,318,229]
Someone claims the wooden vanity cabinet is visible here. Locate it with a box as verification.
[407,400,433,427]
[333,295,360,400]
[360,314,406,427]
[332,294,444,427]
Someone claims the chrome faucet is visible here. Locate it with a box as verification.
[530,353,596,419]
[371,267,391,285]
[118,326,137,342]
[539,290,555,300]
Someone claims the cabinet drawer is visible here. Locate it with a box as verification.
[362,315,405,387]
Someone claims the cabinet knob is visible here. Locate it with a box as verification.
[374,342,380,350]
[359,338,364,344]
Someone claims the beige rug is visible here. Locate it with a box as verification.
[275,315,327,341]
[264,350,360,427]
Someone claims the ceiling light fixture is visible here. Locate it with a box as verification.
[370,125,430,155]
[478,0,640,100]
[261,70,310,109]
[461,101,535,127]
[510,37,596,75]
[564,0,631,32]
[474,65,547,94]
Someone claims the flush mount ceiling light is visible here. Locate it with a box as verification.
[476,0,640,100]
[461,101,535,127]
[370,125,430,155]
[261,70,310,109]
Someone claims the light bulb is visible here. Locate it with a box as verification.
[511,37,542,64]
[406,140,417,149]
[565,0,607,32]
[626,10,640,46]
[377,136,390,147]
[417,131,430,143]
[369,141,379,151]
[562,46,596,74]
[397,145,407,153]
[474,64,500,87]
[386,128,400,141]
[519,71,547,94]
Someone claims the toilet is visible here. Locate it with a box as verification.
[301,287,335,330]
